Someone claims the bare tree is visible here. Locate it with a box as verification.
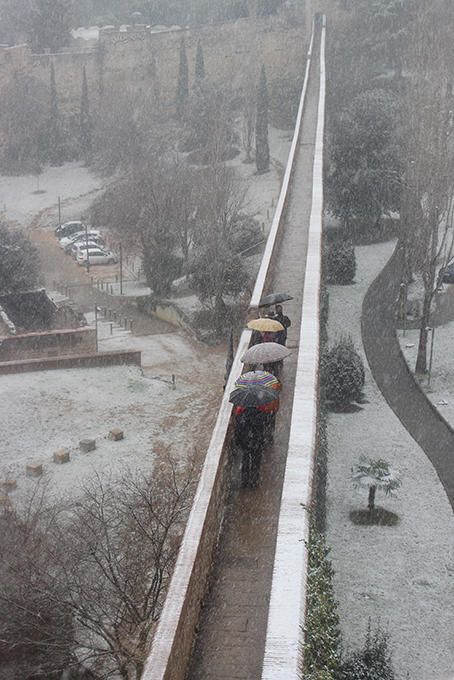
[400,2,454,373]
[92,155,201,293]
[0,460,195,680]
[191,164,250,336]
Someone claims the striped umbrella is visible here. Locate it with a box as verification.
[234,370,281,391]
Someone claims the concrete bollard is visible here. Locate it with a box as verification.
[26,463,43,478]
[110,323,113,335]
[53,449,70,464]
[108,428,124,441]
[110,285,114,295]
[0,495,12,509]
[129,320,134,332]
[80,439,96,453]
[1,479,17,492]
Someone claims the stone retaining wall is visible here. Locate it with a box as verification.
[0,327,96,362]
[0,349,141,375]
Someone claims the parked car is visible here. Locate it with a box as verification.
[77,248,118,266]
[55,221,86,239]
[71,241,105,259]
[59,230,102,250]
[66,234,106,256]
[441,262,454,283]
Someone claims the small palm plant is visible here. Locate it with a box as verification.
[352,458,401,514]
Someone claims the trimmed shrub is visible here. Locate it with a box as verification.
[303,529,341,680]
[322,337,365,408]
[314,402,328,533]
[339,623,395,680]
[326,241,356,284]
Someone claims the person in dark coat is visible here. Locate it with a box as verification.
[273,305,291,345]
[234,407,268,487]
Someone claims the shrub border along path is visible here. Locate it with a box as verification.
[361,242,454,510]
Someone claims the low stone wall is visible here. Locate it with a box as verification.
[0,327,96,362]
[0,349,141,375]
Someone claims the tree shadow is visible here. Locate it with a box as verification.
[326,401,364,414]
[350,507,400,526]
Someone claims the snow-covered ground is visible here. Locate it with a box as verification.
[0,315,223,504]
[327,239,454,680]
[398,317,454,429]
[0,365,191,500]
[229,125,292,238]
[0,162,103,227]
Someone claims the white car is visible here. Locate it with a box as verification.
[77,248,118,266]
[59,230,102,249]
[72,241,105,259]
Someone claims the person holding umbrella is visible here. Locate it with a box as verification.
[229,384,277,487]
[273,304,291,346]
[259,292,293,346]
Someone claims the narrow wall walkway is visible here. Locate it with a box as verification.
[185,38,321,680]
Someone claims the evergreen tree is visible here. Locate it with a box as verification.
[339,623,395,680]
[28,0,71,53]
[194,40,205,83]
[303,528,341,679]
[176,38,189,119]
[255,65,270,174]
[46,62,64,165]
[80,66,92,161]
[0,222,41,293]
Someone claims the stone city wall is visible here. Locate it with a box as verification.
[0,16,306,110]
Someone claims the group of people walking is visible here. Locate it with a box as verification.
[229,301,292,488]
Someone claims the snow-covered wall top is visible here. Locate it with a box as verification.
[261,16,326,680]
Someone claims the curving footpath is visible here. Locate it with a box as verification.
[361,243,454,511]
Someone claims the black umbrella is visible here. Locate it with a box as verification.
[259,292,294,307]
[229,385,277,407]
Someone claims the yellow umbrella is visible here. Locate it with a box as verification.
[247,318,284,332]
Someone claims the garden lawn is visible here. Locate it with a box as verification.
[327,239,454,680]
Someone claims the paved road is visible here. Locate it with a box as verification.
[32,228,174,336]
[186,33,321,680]
[362,245,454,510]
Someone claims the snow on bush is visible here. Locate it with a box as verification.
[303,528,341,680]
[322,336,365,409]
[326,241,356,285]
[339,623,396,680]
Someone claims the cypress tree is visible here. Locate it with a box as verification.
[47,62,64,165]
[194,40,205,83]
[176,38,189,118]
[80,66,92,161]
[255,64,270,174]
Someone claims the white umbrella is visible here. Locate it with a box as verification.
[241,342,291,364]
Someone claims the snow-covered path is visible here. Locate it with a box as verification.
[327,240,454,680]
